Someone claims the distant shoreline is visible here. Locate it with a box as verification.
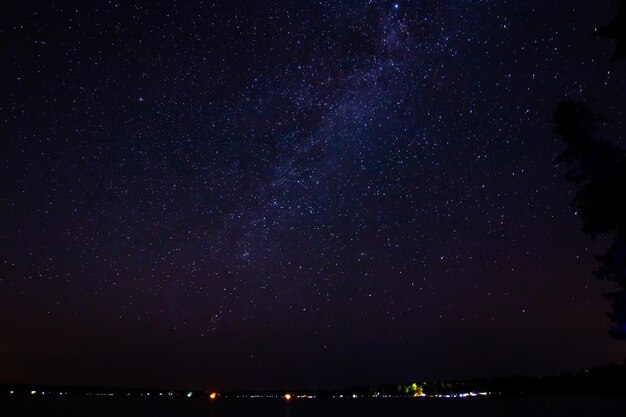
[3,362,626,399]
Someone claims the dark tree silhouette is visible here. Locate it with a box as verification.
[553,1,626,340]
[595,0,626,62]
[553,102,626,339]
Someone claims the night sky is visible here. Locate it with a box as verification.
[1,1,626,391]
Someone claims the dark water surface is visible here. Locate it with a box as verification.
[1,396,624,417]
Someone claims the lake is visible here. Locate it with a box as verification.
[1,396,624,416]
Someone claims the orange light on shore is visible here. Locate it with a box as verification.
[284,393,292,400]
[209,392,217,400]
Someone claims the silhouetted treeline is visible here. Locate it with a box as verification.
[595,0,626,61]
[553,0,626,340]
[338,363,626,397]
[4,363,626,398]
[423,363,626,396]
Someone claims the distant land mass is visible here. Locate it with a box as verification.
[3,363,626,399]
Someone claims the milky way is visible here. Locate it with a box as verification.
[1,1,625,390]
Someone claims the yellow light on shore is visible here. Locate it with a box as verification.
[209,392,217,400]
[284,393,292,400]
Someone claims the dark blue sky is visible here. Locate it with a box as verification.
[1,0,625,390]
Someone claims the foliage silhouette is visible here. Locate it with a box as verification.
[595,0,626,62]
[553,1,626,339]
[553,102,626,340]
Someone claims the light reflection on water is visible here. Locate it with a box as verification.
[2,396,626,417]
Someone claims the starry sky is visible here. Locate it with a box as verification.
[1,1,626,391]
